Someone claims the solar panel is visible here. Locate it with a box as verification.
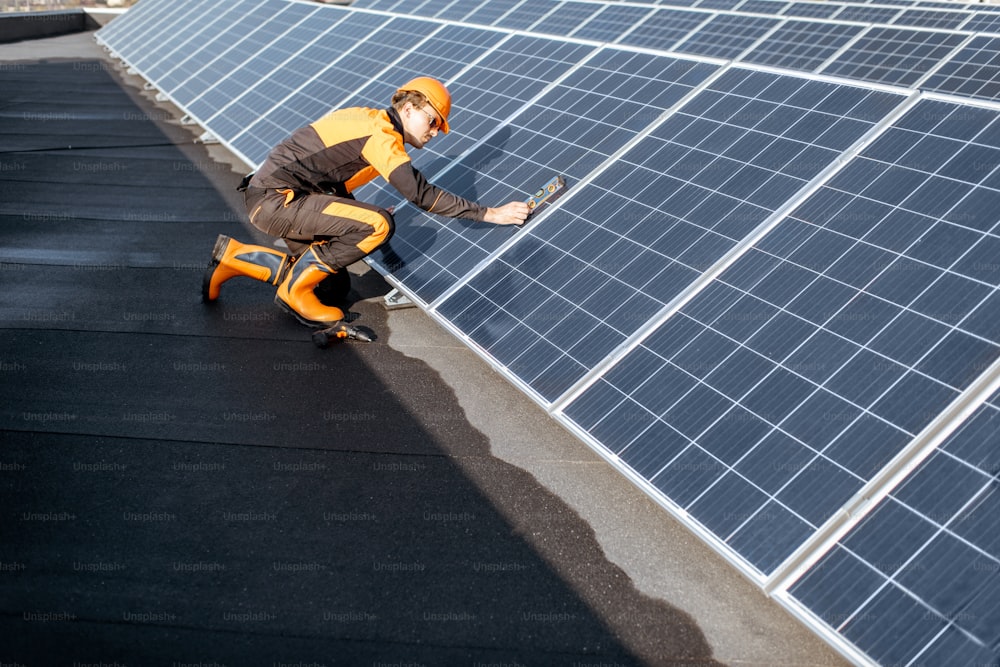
[463,0,522,27]
[819,26,968,87]
[571,4,658,42]
[494,1,562,31]
[95,0,175,54]
[442,69,903,405]
[202,8,352,153]
[183,1,322,123]
[672,14,782,60]
[103,0,224,77]
[742,19,864,71]
[892,8,974,30]
[788,382,1000,666]
[922,35,1000,102]
[565,96,1000,580]
[153,0,279,102]
[617,8,712,52]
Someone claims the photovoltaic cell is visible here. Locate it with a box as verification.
[964,11,1000,35]
[892,8,973,30]
[565,97,1000,578]
[463,0,522,27]
[571,4,657,43]
[96,0,178,55]
[154,0,283,103]
[737,0,791,15]
[203,8,350,154]
[922,35,1000,102]
[781,2,843,19]
[443,69,898,406]
[183,1,321,122]
[789,388,1000,666]
[525,1,604,39]
[673,14,781,60]
[494,1,561,31]
[112,0,227,79]
[819,27,967,87]
[831,5,902,23]
[227,11,393,165]
[742,20,863,71]
[617,8,711,52]
[231,16,434,165]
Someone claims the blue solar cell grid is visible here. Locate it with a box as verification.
[819,27,968,87]
[790,387,1000,667]
[922,35,1000,102]
[564,98,1000,577]
[204,8,350,154]
[743,20,863,71]
[110,0,225,78]
[443,69,902,407]
[571,4,657,43]
[673,14,781,60]
[231,16,434,166]
[617,8,711,53]
[227,11,394,165]
[494,1,561,31]
[97,0,178,55]
[155,0,281,102]
[463,0,521,27]
[184,1,321,122]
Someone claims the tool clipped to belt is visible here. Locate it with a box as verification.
[236,172,255,192]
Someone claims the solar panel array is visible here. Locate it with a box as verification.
[96,1,1000,665]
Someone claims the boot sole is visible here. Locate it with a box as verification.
[201,234,231,303]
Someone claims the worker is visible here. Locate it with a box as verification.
[202,76,529,327]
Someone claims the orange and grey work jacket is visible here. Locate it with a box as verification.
[249,106,487,221]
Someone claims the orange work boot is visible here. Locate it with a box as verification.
[274,244,346,328]
[202,234,290,302]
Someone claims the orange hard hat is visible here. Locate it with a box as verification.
[397,76,451,133]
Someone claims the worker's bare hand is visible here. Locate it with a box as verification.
[484,201,531,226]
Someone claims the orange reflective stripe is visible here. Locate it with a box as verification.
[278,188,295,207]
[320,201,390,254]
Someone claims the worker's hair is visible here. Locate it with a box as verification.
[391,89,429,112]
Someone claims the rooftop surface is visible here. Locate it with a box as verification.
[0,28,849,667]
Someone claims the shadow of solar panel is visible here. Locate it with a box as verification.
[790,389,1000,667]
[446,69,902,405]
[564,97,1000,579]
